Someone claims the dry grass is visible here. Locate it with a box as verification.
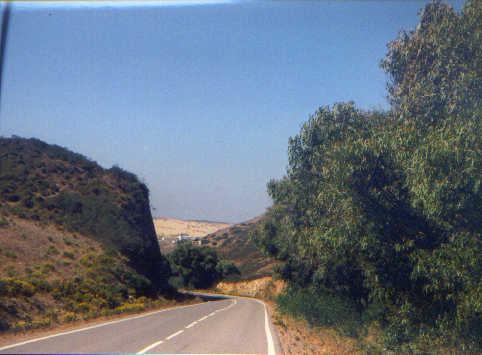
[153,218,231,238]
[0,217,103,280]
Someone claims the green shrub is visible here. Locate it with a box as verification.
[114,302,145,314]
[63,251,75,259]
[79,254,94,267]
[42,262,56,274]
[0,217,9,227]
[31,318,51,329]
[73,302,90,313]
[28,278,52,293]
[0,278,35,297]
[4,265,16,277]
[46,245,59,256]
[277,288,361,337]
[0,318,10,331]
[4,251,17,259]
[46,309,59,322]
[62,312,77,322]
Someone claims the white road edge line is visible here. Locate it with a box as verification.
[0,302,207,352]
[263,302,276,355]
[198,315,209,321]
[165,329,183,340]
[248,298,275,355]
[136,339,164,354]
[185,321,197,328]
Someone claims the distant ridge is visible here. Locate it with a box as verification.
[153,217,231,239]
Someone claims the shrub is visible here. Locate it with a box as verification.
[4,251,17,259]
[62,251,75,259]
[0,318,10,331]
[277,288,361,337]
[0,217,8,227]
[46,309,59,322]
[28,318,51,329]
[79,254,94,267]
[114,302,145,314]
[4,265,16,277]
[46,245,59,256]
[42,262,56,274]
[62,312,77,322]
[73,302,90,313]
[0,278,35,297]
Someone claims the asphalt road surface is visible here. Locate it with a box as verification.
[0,294,280,354]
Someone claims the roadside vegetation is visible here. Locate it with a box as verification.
[168,243,240,289]
[0,217,182,333]
[251,1,481,353]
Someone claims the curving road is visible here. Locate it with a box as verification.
[0,294,280,354]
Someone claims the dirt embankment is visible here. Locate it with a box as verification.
[216,276,285,299]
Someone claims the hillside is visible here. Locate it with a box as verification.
[203,216,277,281]
[0,137,169,288]
[0,137,173,331]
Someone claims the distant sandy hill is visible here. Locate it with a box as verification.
[153,218,232,238]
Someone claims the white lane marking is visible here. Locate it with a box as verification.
[136,340,164,354]
[209,312,216,316]
[165,329,183,340]
[185,321,197,329]
[136,299,232,353]
[0,302,208,352]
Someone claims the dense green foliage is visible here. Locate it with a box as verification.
[168,243,240,289]
[0,137,171,291]
[252,1,481,352]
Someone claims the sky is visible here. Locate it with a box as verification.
[0,0,465,222]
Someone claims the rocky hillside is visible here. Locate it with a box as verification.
[0,137,170,288]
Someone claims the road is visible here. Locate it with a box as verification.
[0,294,280,354]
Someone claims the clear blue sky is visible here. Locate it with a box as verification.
[0,0,465,222]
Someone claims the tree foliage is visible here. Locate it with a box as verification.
[252,1,481,351]
[168,244,240,289]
